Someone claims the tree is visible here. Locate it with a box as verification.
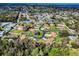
[24,49,29,56]
[48,48,61,56]
[43,46,50,56]
[31,48,39,56]
[48,47,69,56]
[38,50,44,56]
[34,30,44,39]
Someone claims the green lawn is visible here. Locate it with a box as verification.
[26,31,34,36]
[11,30,25,33]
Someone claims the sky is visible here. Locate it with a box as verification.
[0,0,79,3]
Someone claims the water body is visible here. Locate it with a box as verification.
[0,3,79,8]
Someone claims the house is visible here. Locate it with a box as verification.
[1,22,16,28]
[57,23,66,30]
[17,26,25,30]
[68,35,78,41]
[0,31,4,37]
[2,22,16,33]
[45,32,57,45]
[23,19,33,24]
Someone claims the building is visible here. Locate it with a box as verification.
[0,31,4,37]
[17,26,26,30]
